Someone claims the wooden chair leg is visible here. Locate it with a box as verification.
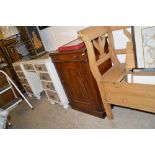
[103,101,113,120]
[99,84,113,120]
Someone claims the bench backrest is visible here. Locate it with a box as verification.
[78,26,135,82]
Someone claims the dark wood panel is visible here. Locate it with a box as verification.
[0,90,15,108]
[54,62,105,117]
[61,63,92,105]
[0,68,15,108]
[50,48,111,118]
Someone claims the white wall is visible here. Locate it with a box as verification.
[38,26,86,51]
[113,28,131,63]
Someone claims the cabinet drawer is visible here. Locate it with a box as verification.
[24,85,33,93]
[46,90,60,102]
[34,64,47,72]
[39,73,51,81]
[20,78,29,85]
[23,64,34,70]
[51,52,87,62]
[14,65,22,71]
[17,72,25,78]
[42,81,55,90]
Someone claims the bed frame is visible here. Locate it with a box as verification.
[79,26,155,119]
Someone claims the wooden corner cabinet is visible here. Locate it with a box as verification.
[50,48,111,118]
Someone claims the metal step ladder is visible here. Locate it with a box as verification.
[0,70,33,112]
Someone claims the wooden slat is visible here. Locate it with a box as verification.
[99,53,107,59]
[111,93,155,113]
[111,52,121,65]
[115,49,127,54]
[99,35,107,58]
[109,26,130,31]
[101,63,126,82]
[84,39,103,81]
[98,35,105,53]
[93,36,107,59]
[105,82,155,98]
[131,72,155,76]
[78,26,108,41]
[126,42,135,70]
[97,53,111,66]
[123,29,132,41]
[108,31,121,66]
[92,40,101,53]
[108,32,115,50]
[105,82,155,113]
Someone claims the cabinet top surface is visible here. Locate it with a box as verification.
[13,53,51,65]
[49,47,86,56]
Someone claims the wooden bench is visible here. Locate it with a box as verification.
[79,26,155,119]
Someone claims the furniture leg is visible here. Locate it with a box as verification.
[103,99,113,120]
[99,84,113,119]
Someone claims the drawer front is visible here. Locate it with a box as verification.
[34,64,47,72]
[20,78,29,85]
[23,64,34,70]
[46,90,60,102]
[51,52,87,62]
[14,65,22,71]
[39,73,51,81]
[24,85,33,93]
[17,72,25,78]
[42,81,55,90]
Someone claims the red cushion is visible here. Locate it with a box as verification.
[57,38,85,52]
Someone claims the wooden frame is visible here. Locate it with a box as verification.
[79,26,155,119]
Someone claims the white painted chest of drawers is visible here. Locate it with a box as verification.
[13,55,69,109]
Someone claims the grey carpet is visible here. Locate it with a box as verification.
[9,94,155,129]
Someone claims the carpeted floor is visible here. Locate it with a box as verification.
[9,94,155,129]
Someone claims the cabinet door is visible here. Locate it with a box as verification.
[55,61,103,113]
[4,42,21,63]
